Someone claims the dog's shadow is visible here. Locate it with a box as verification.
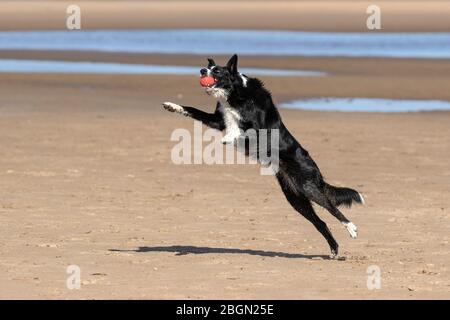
[109,245,340,260]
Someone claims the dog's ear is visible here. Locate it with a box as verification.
[207,58,216,68]
[226,54,238,74]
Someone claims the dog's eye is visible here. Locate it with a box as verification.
[213,69,220,74]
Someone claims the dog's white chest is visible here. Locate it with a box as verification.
[218,102,242,144]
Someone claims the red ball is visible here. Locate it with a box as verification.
[200,76,215,88]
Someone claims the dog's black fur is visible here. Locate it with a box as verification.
[163,55,363,258]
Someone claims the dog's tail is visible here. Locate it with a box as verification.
[324,183,365,208]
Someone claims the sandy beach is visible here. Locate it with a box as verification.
[1,1,450,32]
[0,1,449,299]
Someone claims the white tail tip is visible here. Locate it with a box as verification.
[358,193,365,205]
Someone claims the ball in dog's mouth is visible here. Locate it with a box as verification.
[200,76,215,88]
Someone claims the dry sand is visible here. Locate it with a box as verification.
[0,71,449,299]
[0,0,450,32]
[0,0,449,300]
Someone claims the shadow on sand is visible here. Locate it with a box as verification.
[109,245,342,260]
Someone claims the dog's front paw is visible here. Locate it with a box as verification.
[221,135,238,145]
[162,102,186,115]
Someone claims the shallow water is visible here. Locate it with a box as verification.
[0,30,449,59]
[279,98,450,112]
[0,59,325,76]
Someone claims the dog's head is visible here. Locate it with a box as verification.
[199,54,247,100]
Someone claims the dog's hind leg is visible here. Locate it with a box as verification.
[278,178,339,258]
[304,185,358,239]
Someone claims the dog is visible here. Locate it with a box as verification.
[162,54,364,258]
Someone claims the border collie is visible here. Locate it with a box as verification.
[162,55,364,258]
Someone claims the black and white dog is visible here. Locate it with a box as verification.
[162,55,364,258]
